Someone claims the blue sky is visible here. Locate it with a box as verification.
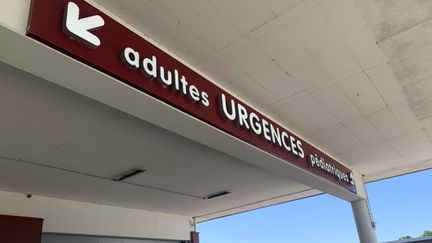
[197,169,432,243]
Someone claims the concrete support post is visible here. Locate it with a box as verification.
[351,175,378,243]
[352,199,378,243]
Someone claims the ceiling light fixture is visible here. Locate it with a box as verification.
[203,190,231,200]
[114,169,146,182]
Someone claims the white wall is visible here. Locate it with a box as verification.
[0,190,193,241]
[0,0,30,33]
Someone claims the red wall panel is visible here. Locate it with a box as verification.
[0,215,44,243]
[191,231,200,243]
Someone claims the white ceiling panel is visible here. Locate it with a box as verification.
[379,23,432,85]
[338,153,364,166]
[313,125,362,154]
[390,134,422,157]
[124,142,272,196]
[287,7,359,78]
[99,0,242,55]
[410,132,432,152]
[36,112,185,178]
[225,175,308,205]
[0,157,98,198]
[255,27,328,89]
[286,94,339,130]
[390,132,432,156]
[61,170,309,216]
[204,52,279,107]
[353,0,432,41]
[403,75,432,119]
[225,40,301,101]
[365,64,407,108]
[391,105,422,133]
[369,142,401,162]
[144,0,242,52]
[94,0,199,62]
[61,179,194,214]
[207,0,275,34]
[368,108,406,140]
[165,32,216,67]
[338,71,387,115]
[0,157,25,176]
[312,85,362,123]
[0,63,113,161]
[341,146,382,166]
[269,103,319,139]
[263,0,304,16]
[345,116,384,145]
[320,0,386,68]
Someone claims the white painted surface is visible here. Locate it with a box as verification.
[352,199,379,243]
[0,0,30,33]
[351,178,378,243]
[0,190,192,240]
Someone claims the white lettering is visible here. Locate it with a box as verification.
[237,104,250,129]
[120,49,210,109]
[270,124,282,147]
[180,76,188,95]
[187,84,200,102]
[200,92,210,107]
[281,132,291,151]
[121,47,139,69]
[158,66,172,87]
[296,140,304,159]
[141,55,157,78]
[219,93,236,121]
[249,112,262,135]
[290,136,298,156]
[262,119,271,142]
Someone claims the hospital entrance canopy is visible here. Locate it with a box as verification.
[0,0,431,233]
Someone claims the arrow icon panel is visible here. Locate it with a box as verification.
[63,2,105,49]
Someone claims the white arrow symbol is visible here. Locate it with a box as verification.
[63,2,105,49]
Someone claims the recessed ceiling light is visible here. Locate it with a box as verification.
[203,190,231,200]
[113,169,146,182]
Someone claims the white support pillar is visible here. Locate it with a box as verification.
[352,199,378,243]
[351,176,378,243]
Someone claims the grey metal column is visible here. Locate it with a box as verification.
[351,177,378,243]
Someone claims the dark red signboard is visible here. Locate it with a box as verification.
[0,214,44,243]
[191,231,200,243]
[27,0,357,193]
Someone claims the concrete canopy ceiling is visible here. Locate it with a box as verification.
[94,0,432,181]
